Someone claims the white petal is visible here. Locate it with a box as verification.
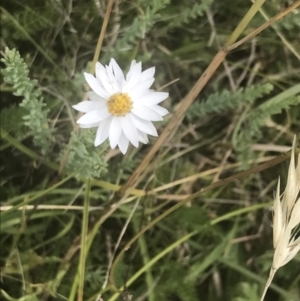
[129,62,142,79]
[121,116,139,147]
[84,72,110,99]
[101,74,116,95]
[125,60,136,81]
[140,67,155,81]
[108,60,113,72]
[118,132,129,154]
[105,66,120,92]
[131,104,163,121]
[149,105,169,116]
[129,113,158,136]
[109,117,122,149]
[137,130,149,144]
[129,78,155,99]
[110,58,125,84]
[95,63,115,95]
[122,73,140,92]
[130,60,137,68]
[77,108,110,125]
[123,62,142,92]
[87,91,106,102]
[73,100,106,113]
[79,122,101,129]
[126,61,141,81]
[94,116,112,146]
[95,62,107,83]
[135,92,169,106]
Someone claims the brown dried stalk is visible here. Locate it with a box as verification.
[116,0,300,199]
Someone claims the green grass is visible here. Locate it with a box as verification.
[1,0,300,301]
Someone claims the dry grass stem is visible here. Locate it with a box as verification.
[116,0,300,201]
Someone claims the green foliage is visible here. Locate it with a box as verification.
[84,265,106,291]
[1,48,53,154]
[275,9,300,31]
[1,2,58,41]
[0,105,26,138]
[3,248,61,274]
[233,282,260,301]
[233,85,300,166]
[187,83,274,120]
[1,1,300,301]
[188,82,299,168]
[113,0,170,51]
[168,206,208,232]
[60,130,107,179]
[166,0,213,29]
[155,264,198,301]
[249,95,300,134]
[1,289,41,301]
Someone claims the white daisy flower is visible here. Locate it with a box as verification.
[73,59,169,154]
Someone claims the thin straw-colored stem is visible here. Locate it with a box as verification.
[225,0,267,47]
[108,150,293,288]
[1,172,77,217]
[0,205,103,211]
[254,1,300,61]
[58,0,115,174]
[90,0,115,73]
[105,202,271,301]
[260,268,277,301]
[227,1,300,51]
[77,179,91,301]
[114,0,300,201]
[95,197,141,300]
[118,49,227,196]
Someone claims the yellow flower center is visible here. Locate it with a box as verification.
[106,93,133,116]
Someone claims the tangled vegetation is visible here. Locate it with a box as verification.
[1,0,300,301]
